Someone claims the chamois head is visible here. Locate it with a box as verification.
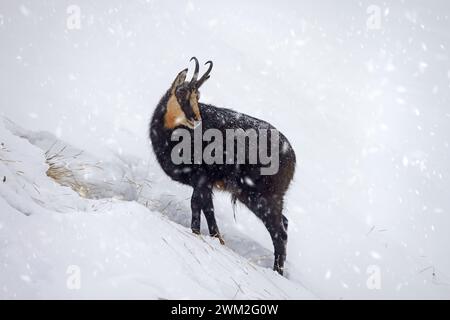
[164,57,213,129]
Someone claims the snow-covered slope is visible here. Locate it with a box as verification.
[1,0,450,299]
[0,118,313,299]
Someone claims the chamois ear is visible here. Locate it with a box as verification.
[170,68,188,94]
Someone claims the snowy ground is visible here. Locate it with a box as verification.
[0,118,313,299]
[1,0,450,299]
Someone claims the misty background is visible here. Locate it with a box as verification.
[1,0,449,298]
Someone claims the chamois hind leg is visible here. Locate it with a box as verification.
[264,209,287,275]
[246,194,288,275]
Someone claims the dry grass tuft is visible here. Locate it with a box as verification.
[45,143,89,198]
[44,142,154,203]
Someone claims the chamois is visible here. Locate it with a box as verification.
[149,57,296,275]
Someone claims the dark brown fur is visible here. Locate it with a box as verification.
[149,58,296,274]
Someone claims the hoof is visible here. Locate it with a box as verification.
[274,267,284,276]
[211,233,225,245]
[273,264,284,276]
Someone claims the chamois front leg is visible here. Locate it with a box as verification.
[190,187,202,235]
[191,185,224,245]
[202,188,225,245]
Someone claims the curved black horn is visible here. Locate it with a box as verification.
[196,60,213,88]
[190,57,200,84]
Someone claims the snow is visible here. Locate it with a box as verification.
[0,118,311,299]
[1,0,450,299]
